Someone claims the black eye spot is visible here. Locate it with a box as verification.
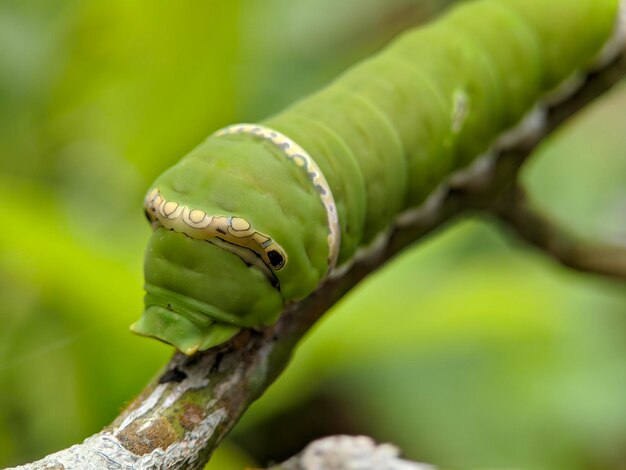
[144,209,152,222]
[267,250,285,269]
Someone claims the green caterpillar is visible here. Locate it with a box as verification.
[131,0,621,354]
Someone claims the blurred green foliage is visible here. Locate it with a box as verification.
[1,1,625,469]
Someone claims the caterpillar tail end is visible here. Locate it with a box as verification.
[130,305,241,355]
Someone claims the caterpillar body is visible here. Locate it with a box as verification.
[131,0,621,354]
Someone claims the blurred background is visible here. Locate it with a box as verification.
[1,1,626,469]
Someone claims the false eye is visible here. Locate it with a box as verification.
[144,208,153,222]
[267,250,285,270]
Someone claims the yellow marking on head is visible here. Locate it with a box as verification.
[230,217,251,232]
[189,209,206,224]
[143,188,288,272]
[213,124,340,274]
[162,201,180,217]
[153,195,164,211]
[252,233,270,245]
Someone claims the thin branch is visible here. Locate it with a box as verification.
[11,37,626,470]
[480,48,626,282]
[492,185,626,281]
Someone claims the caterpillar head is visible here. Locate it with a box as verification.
[130,134,330,354]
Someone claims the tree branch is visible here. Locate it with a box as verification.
[491,185,626,281]
[267,435,435,470]
[11,33,626,470]
[482,44,626,282]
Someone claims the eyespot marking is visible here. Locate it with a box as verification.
[189,209,206,224]
[214,123,340,274]
[230,217,252,232]
[144,188,288,272]
[267,250,285,270]
[182,208,211,229]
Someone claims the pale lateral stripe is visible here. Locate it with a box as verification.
[214,123,341,272]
